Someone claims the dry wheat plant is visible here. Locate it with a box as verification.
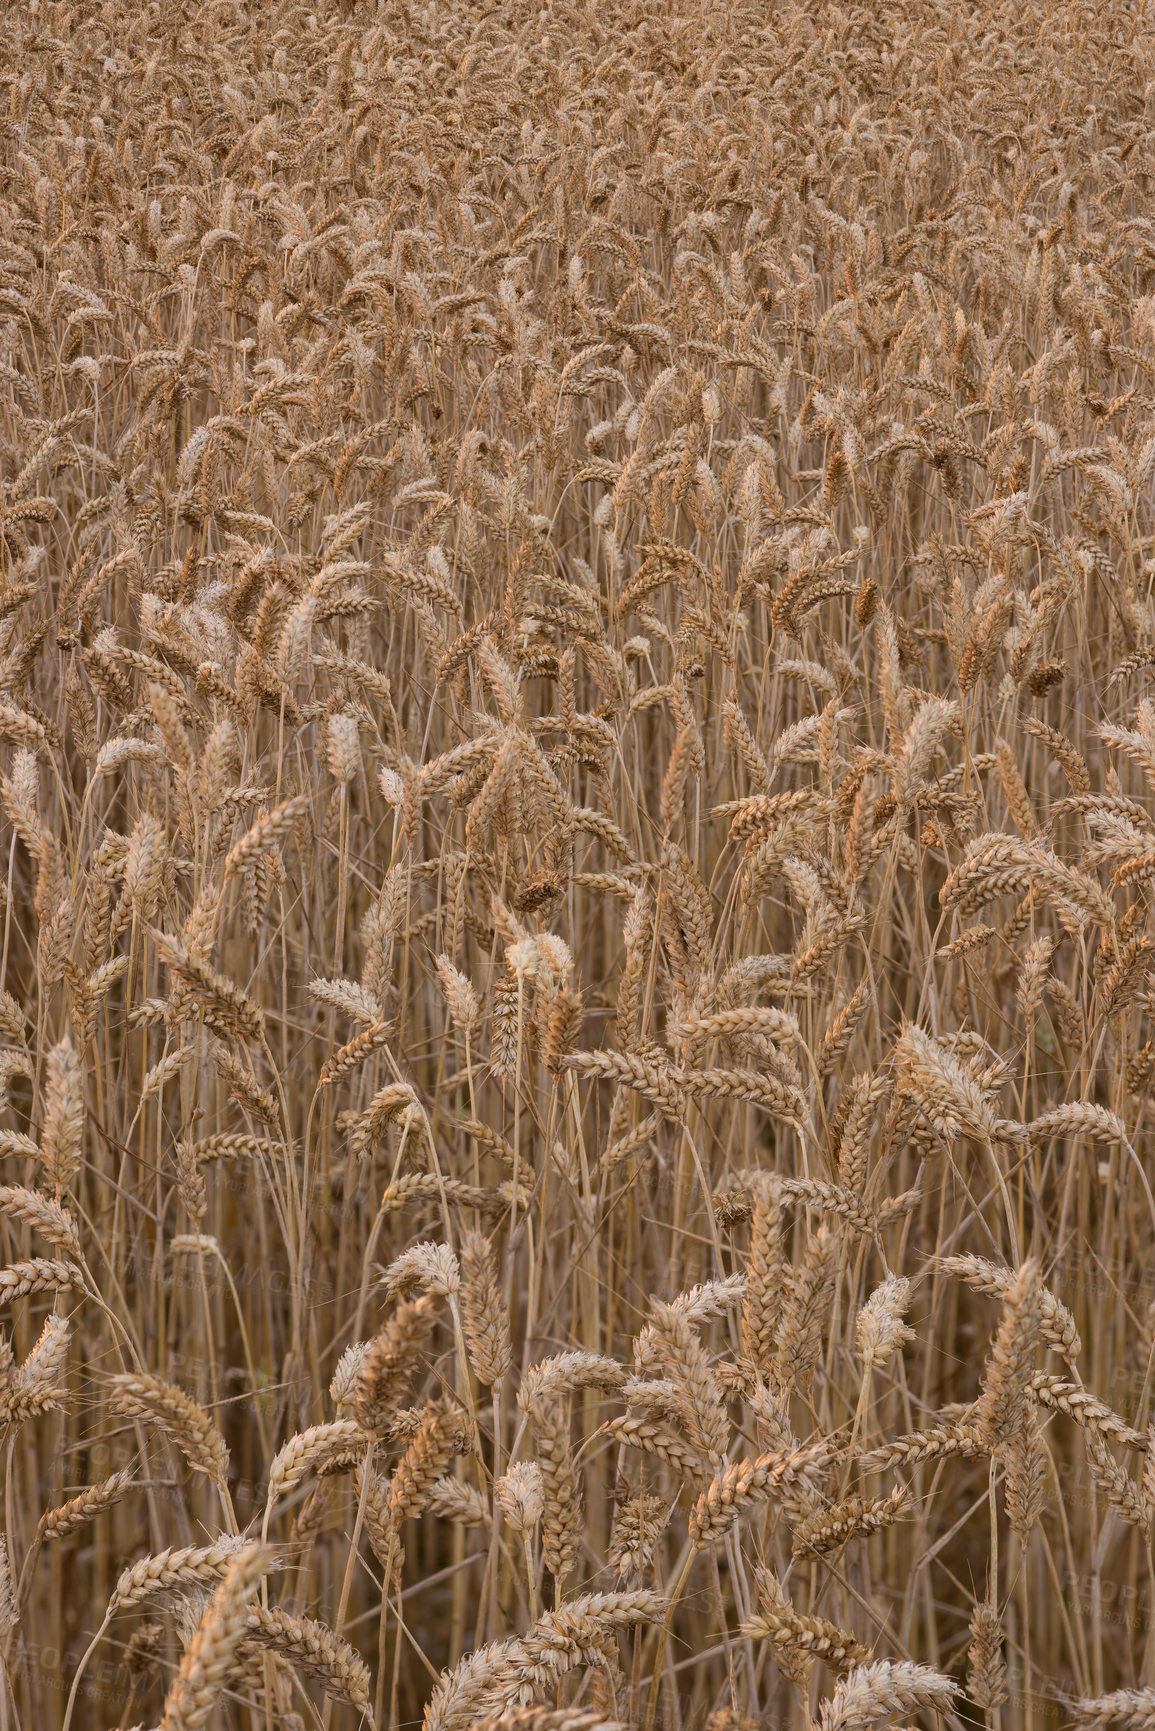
[6,0,1155,1729]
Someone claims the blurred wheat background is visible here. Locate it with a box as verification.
[2,1,1155,1728]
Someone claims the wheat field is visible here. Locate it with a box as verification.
[2,0,1155,1728]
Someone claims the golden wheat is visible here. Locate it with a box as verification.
[0,0,1154,1726]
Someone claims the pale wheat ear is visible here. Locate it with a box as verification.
[264,1421,368,1512]
[791,1482,911,1559]
[470,1709,629,1731]
[109,1372,230,1487]
[36,1469,135,1543]
[386,1400,468,1533]
[242,1604,372,1715]
[739,1173,784,1373]
[157,1542,270,1731]
[743,1566,869,1679]
[460,1228,513,1386]
[352,1293,438,1430]
[109,1538,253,1613]
[818,1661,960,1731]
[855,1273,914,1371]
[939,1254,1082,1360]
[38,1035,84,1198]
[1074,1691,1155,1731]
[971,1258,1043,1448]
